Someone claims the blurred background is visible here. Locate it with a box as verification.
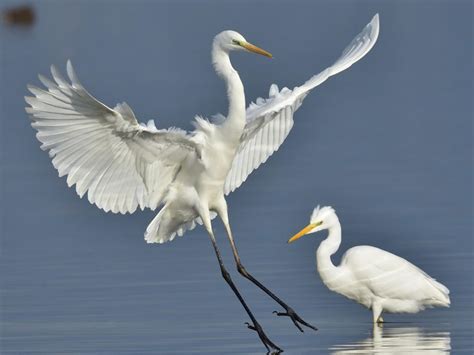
[1,0,472,353]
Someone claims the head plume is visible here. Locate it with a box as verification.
[310,205,336,223]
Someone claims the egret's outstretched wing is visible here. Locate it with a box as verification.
[224,14,379,194]
[26,61,201,214]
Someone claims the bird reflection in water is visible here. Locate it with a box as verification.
[331,326,451,354]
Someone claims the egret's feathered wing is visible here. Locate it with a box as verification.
[342,246,450,309]
[224,14,379,194]
[26,61,202,214]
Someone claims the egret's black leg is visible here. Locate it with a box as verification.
[219,219,317,332]
[215,203,316,333]
[207,232,282,354]
[236,262,317,332]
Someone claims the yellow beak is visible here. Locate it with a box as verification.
[287,222,320,243]
[241,42,273,58]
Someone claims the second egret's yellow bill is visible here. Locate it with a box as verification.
[287,222,320,243]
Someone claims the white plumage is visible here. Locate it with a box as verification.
[288,206,450,323]
[26,15,379,245]
[26,67,197,216]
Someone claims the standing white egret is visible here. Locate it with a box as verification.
[26,15,379,352]
[288,206,451,323]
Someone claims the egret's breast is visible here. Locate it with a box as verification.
[200,135,239,184]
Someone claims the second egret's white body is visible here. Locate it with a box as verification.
[288,206,450,323]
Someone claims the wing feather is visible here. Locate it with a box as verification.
[224,14,380,194]
[26,61,201,214]
[344,246,450,305]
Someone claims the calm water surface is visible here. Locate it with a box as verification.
[1,243,471,353]
[1,1,472,354]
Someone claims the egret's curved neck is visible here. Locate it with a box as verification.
[212,44,246,136]
[316,219,343,286]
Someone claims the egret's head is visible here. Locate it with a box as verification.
[287,206,338,243]
[213,30,272,58]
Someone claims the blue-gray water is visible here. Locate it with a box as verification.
[1,0,472,354]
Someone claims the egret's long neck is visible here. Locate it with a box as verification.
[316,219,343,287]
[212,45,246,137]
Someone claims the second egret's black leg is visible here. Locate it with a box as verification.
[207,232,282,354]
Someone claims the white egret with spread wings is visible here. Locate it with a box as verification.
[288,205,450,324]
[26,15,379,352]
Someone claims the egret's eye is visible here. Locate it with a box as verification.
[232,39,241,46]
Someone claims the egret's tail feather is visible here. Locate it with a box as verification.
[144,207,217,244]
[429,279,450,307]
[144,208,167,244]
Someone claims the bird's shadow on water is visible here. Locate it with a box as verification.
[330,324,451,354]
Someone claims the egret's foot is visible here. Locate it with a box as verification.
[245,321,283,354]
[376,315,384,324]
[273,308,318,332]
